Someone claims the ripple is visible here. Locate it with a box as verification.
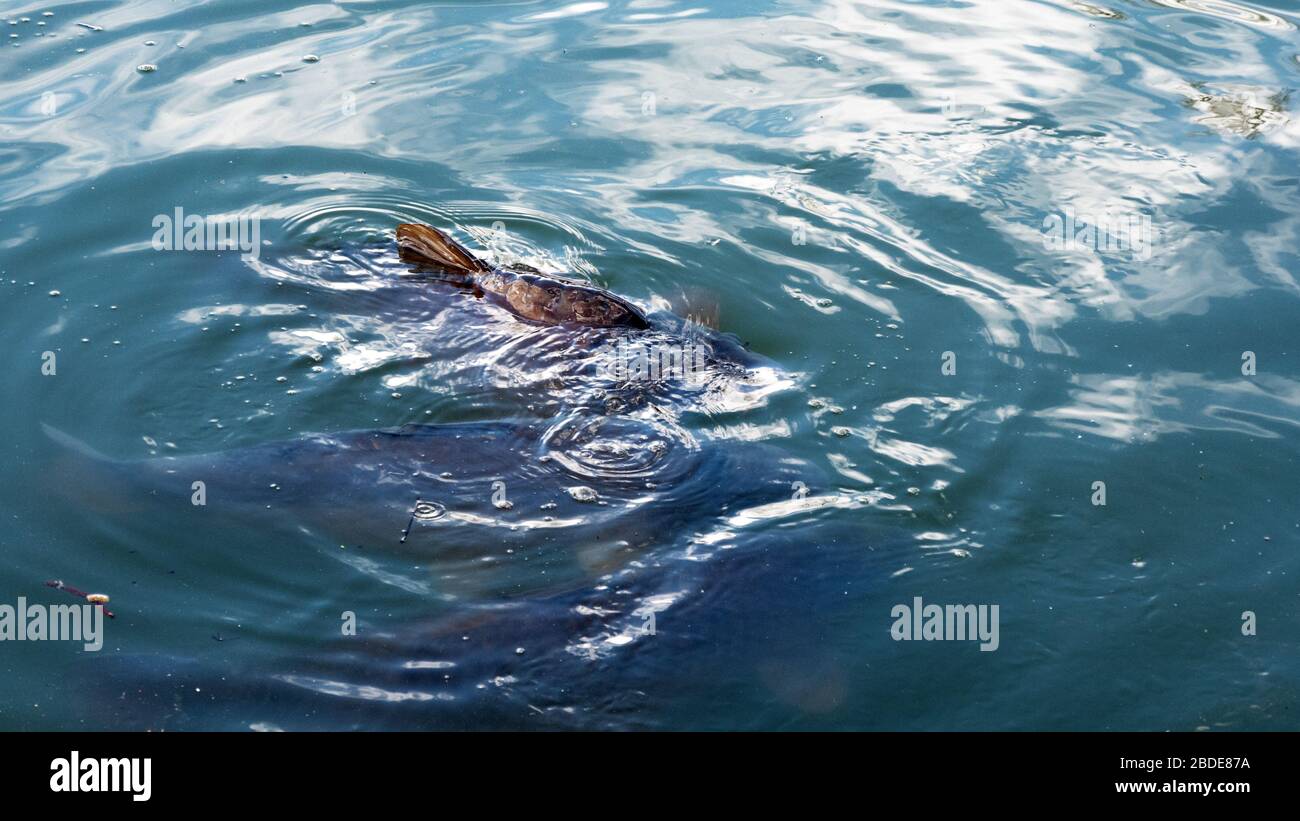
[539,412,694,484]
[1149,0,1294,30]
[412,500,446,521]
[275,675,452,703]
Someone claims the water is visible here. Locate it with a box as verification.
[1,0,1298,731]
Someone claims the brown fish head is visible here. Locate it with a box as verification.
[557,280,650,329]
[505,271,649,329]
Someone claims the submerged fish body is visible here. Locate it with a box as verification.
[42,224,860,726]
[45,226,804,569]
[45,416,824,598]
[44,227,813,585]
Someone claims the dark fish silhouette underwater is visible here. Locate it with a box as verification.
[46,224,822,559]
[40,224,880,728]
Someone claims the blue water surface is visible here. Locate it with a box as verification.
[1,0,1299,730]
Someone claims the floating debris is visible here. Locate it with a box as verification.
[44,580,115,618]
[568,486,598,502]
[1184,83,1288,138]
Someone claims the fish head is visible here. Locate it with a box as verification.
[559,281,651,329]
[504,272,649,329]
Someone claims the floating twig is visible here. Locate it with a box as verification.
[45,579,115,618]
[399,497,419,543]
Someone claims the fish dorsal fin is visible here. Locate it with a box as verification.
[397,223,493,274]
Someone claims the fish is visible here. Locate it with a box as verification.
[397,223,650,329]
[71,482,896,731]
[41,223,868,728]
[39,222,827,591]
[40,224,812,587]
[42,415,826,597]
